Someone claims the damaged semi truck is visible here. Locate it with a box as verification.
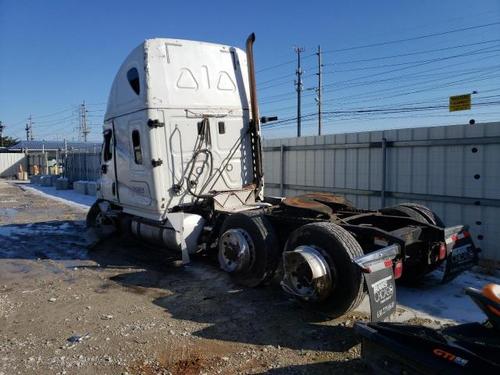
[87,34,479,317]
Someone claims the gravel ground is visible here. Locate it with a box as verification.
[0,180,378,374]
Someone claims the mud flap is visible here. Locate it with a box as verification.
[364,267,397,322]
[354,244,399,322]
[442,225,479,283]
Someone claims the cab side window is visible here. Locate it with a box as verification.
[127,68,140,95]
[132,130,143,165]
[103,129,113,161]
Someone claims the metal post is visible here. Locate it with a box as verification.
[280,144,285,196]
[80,101,90,142]
[295,47,304,138]
[43,152,48,175]
[316,45,322,136]
[0,121,4,147]
[381,137,387,208]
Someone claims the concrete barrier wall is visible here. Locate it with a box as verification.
[263,122,500,264]
[0,153,26,177]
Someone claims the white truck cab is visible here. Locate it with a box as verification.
[99,38,259,222]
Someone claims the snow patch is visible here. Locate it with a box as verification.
[20,184,96,210]
[355,269,500,324]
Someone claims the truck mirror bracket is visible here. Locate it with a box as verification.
[151,158,163,167]
[147,119,165,129]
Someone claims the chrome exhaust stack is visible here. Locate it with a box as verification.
[245,33,264,197]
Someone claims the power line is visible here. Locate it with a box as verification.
[320,45,500,91]
[255,18,500,82]
[34,113,77,125]
[260,44,500,99]
[258,72,296,86]
[260,47,500,105]
[325,38,500,66]
[29,107,74,119]
[255,21,500,77]
[262,100,500,129]
[323,46,500,74]
[257,58,297,74]
[322,21,500,54]
[326,69,500,106]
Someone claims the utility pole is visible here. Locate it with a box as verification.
[80,101,90,142]
[316,45,322,136]
[25,115,34,141]
[0,121,4,147]
[295,47,304,137]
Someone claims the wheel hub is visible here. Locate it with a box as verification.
[281,245,333,301]
[218,229,254,273]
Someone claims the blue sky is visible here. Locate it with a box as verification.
[1,0,499,142]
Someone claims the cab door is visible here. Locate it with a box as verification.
[113,116,153,209]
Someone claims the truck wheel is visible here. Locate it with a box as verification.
[86,200,116,239]
[282,222,365,318]
[382,203,445,283]
[399,203,444,227]
[218,211,279,287]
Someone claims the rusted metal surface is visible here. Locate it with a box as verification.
[300,192,353,207]
[281,192,353,217]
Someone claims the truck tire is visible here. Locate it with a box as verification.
[86,200,116,240]
[399,203,444,227]
[382,203,445,283]
[380,204,428,223]
[86,200,102,228]
[283,222,365,318]
[218,211,280,288]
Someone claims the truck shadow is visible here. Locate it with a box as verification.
[88,237,365,353]
[0,221,362,354]
[259,359,369,374]
[112,269,361,353]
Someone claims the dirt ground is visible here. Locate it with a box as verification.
[0,180,378,375]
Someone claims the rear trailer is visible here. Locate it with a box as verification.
[88,33,479,319]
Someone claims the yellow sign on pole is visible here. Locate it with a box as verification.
[449,94,471,112]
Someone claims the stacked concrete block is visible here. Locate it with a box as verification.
[40,175,52,187]
[55,177,70,190]
[73,180,88,195]
[50,175,60,186]
[30,175,41,185]
[86,181,97,196]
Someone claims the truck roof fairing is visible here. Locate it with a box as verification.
[104,38,251,121]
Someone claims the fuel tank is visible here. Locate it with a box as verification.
[130,214,205,254]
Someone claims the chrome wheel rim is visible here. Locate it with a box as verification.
[218,228,254,273]
[281,245,333,301]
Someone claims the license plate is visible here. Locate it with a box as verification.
[442,240,476,283]
[451,245,473,263]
